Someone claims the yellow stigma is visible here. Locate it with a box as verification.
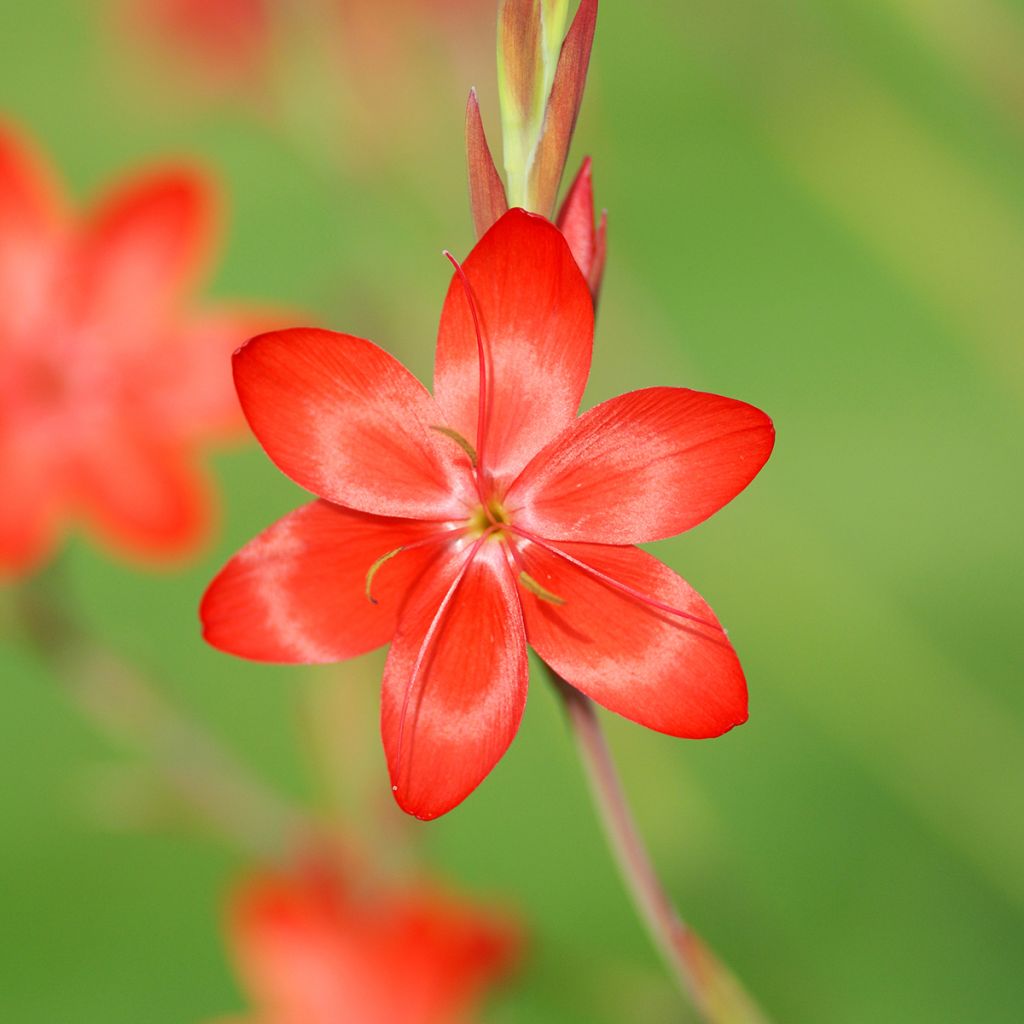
[466,499,510,538]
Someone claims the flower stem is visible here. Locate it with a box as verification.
[14,560,306,861]
[550,670,772,1024]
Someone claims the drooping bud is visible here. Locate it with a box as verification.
[556,156,607,303]
[465,89,509,238]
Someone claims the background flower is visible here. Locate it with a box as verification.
[218,856,519,1024]
[122,0,271,94]
[0,122,277,576]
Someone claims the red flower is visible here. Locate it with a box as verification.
[220,860,519,1024]
[0,121,271,577]
[124,0,271,92]
[201,209,774,820]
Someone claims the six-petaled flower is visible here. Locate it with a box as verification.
[218,857,519,1024]
[201,209,774,820]
[0,120,276,577]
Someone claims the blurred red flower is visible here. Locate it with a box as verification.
[219,859,519,1024]
[0,121,271,577]
[201,209,774,819]
[124,0,271,91]
[121,0,485,108]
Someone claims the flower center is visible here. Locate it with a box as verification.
[466,498,510,539]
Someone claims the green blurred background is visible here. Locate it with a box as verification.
[2,0,1023,1020]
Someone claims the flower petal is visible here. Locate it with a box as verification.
[0,120,64,324]
[508,387,775,544]
[382,543,528,820]
[71,432,210,561]
[229,865,362,1024]
[433,209,593,487]
[0,437,62,578]
[202,501,447,664]
[234,328,472,519]
[378,888,521,1023]
[80,166,216,320]
[229,861,519,1024]
[517,539,747,738]
[0,119,62,240]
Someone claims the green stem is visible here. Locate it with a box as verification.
[552,670,773,1024]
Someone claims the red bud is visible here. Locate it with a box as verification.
[556,155,606,303]
[527,0,598,216]
[498,0,545,124]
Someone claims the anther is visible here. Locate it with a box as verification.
[518,571,566,605]
[430,424,477,466]
[365,547,403,604]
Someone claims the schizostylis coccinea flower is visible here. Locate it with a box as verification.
[123,0,271,93]
[218,858,519,1024]
[0,120,277,577]
[201,209,774,820]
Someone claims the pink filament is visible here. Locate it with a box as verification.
[393,529,496,789]
[365,526,462,604]
[443,250,492,508]
[508,525,727,637]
